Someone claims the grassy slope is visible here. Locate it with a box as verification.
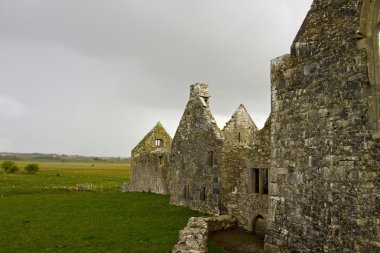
[0,161,225,253]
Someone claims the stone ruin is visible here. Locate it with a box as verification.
[130,83,271,232]
[128,1,380,252]
[129,122,172,194]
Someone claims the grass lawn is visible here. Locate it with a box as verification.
[0,161,225,253]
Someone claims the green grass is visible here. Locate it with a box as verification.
[0,160,224,253]
[0,161,130,196]
[0,192,202,253]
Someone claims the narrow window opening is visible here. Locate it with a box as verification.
[378,27,380,57]
[377,26,380,133]
[255,169,260,193]
[158,156,163,166]
[365,6,380,138]
[248,168,259,193]
[238,132,241,142]
[183,185,190,200]
[207,151,214,166]
[201,187,206,201]
[263,169,269,195]
[248,169,253,193]
[155,139,163,147]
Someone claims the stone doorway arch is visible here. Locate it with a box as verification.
[251,215,267,238]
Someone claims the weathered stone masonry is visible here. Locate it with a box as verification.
[266,1,380,252]
[222,115,272,233]
[170,84,224,215]
[167,84,271,227]
[129,83,270,233]
[130,122,172,194]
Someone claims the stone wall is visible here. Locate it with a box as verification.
[223,116,272,231]
[129,83,273,237]
[265,0,380,252]
[221,104,258,196]
[130,122,172,194]
[222,104,258,147]
[169,83,224,215]
[172,215,237,253]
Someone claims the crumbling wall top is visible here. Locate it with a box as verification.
[190,83,210,99]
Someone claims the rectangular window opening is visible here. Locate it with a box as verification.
[155,139,163,147]
[183,185,190,200]
[255,169,260,193]
[248,168,260,193]
[249,168,269,194]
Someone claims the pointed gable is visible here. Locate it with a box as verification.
[173,83,222,142]
[225,104,258,131]
[132,121,172,155]
[222,104,258,146]
[169,83,224,213]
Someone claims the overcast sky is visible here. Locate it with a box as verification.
[0,0,313,157]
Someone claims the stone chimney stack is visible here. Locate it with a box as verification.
[190,83,210,106]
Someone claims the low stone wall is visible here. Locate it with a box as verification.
[172,215,237,253]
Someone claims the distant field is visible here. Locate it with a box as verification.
[0,161,131,196]
[0,160,225,253]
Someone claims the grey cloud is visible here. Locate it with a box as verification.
[0,0,313,156]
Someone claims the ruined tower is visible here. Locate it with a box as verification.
[169,83,224,214]
[266,1,380,252]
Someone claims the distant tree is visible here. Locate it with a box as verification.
[1,161,19,173]
[24,164,40,174]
